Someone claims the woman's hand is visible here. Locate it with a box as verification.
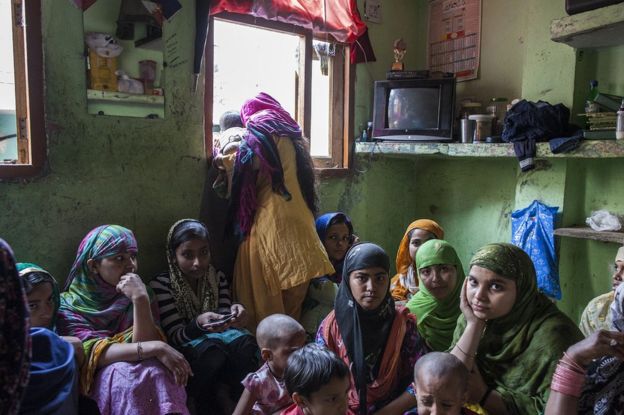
[460,279,483,326]
[144,341,193,386]
[466,365,489,404]
[567,330,624,368]
[116,273,148,302]
[229,303,248,328]
[197,311,231,333]
[62,335,85,367]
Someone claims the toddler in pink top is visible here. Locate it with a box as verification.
[233,314,306,415]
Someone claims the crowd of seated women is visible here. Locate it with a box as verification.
[2,93,624,415]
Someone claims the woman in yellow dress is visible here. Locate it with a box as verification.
[214,93,334,330]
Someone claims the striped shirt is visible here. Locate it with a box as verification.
[149,269,232,347]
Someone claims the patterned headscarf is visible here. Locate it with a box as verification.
[334,242,394,415]
[165,219,219,321]
[452,243,583,414]
[17,262,60,328]
[611,282,624,332]
[406,239,464,351]
[0,238,31,415]
[56,225,146,393]
[395,219,444,279]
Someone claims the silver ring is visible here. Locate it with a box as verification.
[610,339,618,347]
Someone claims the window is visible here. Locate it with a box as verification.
[207,13,354,170]
[0,0,45,179]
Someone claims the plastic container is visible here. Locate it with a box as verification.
[617,99,624,140]
[88,49,118,91]
[469,114,495,142]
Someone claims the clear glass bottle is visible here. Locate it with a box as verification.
[585,80,599,113]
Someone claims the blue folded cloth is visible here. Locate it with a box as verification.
[549,132,583,154]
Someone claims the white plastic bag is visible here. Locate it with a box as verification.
[586,210,622,232]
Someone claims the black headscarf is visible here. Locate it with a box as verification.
[335,242,395,415]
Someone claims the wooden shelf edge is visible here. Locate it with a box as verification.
[551,3,624,48]
[554,226,624,244]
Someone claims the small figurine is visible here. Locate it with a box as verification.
[392,38,407,71]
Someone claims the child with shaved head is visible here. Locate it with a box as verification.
[234,314,306,415]
[413,352,478,415]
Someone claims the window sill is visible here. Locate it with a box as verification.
[315,167,351,178]
[0,163,45,180]
[355,140,624,159]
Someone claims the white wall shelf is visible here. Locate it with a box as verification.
[355,140,624,158]
[554,226,624,244]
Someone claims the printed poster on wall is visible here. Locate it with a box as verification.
[427,0,481,82]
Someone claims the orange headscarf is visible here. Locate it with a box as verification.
[394,219,445,281]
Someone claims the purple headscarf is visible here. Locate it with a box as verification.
[229,93,309,236]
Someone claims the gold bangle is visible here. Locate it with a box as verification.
[456,343,477,358]
[137,342,143,361]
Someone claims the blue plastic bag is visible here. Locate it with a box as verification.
[511,200,561,299]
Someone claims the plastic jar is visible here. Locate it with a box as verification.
[468,114,495,142]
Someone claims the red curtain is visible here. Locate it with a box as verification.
[210,0,366,44]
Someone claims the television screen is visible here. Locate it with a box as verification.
[387,87,440,130]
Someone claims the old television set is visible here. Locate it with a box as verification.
[372,77,456,141]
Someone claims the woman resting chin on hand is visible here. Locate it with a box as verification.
[450,243,583,415]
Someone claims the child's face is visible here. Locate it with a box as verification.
[92,251,137,286]
[414,374,466,415]
[418,264,458,300]
[266,329,306,377]
[298,375,350,415]
[27,282,55,328]
[323,223,352,262]
[409,229,435,261]
[174,238,210,280]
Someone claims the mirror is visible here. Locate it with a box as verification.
[83,0,165,118]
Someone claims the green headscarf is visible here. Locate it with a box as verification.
[17,262,60,329]
[406,239,464,351]
[451,243,583,415]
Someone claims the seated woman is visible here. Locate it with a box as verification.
[17,262,80,415]
[579,245,624,336]
[150,219,258,415]
[56,224,192,415]
[450,243,583,415]
[0,239,30,415]
[316,242,429,414]
[406,239,464,352]
[390,219,444,303]
[300,212,356,338]
[545,282,624,414]
[315,212,355,284]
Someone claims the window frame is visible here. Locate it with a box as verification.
[0,0,46,179]
[204,12,354,172]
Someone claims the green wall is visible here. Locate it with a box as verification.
[321,0,624,323]
[2,0,623,324]
[0,0,205,281]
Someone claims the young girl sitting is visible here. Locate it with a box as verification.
[18,263,81,415]
[391,219,444,303]
[233,314,307,415]
[150,219,258,414]
[56,224,191,415]
[282,344,351,415]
